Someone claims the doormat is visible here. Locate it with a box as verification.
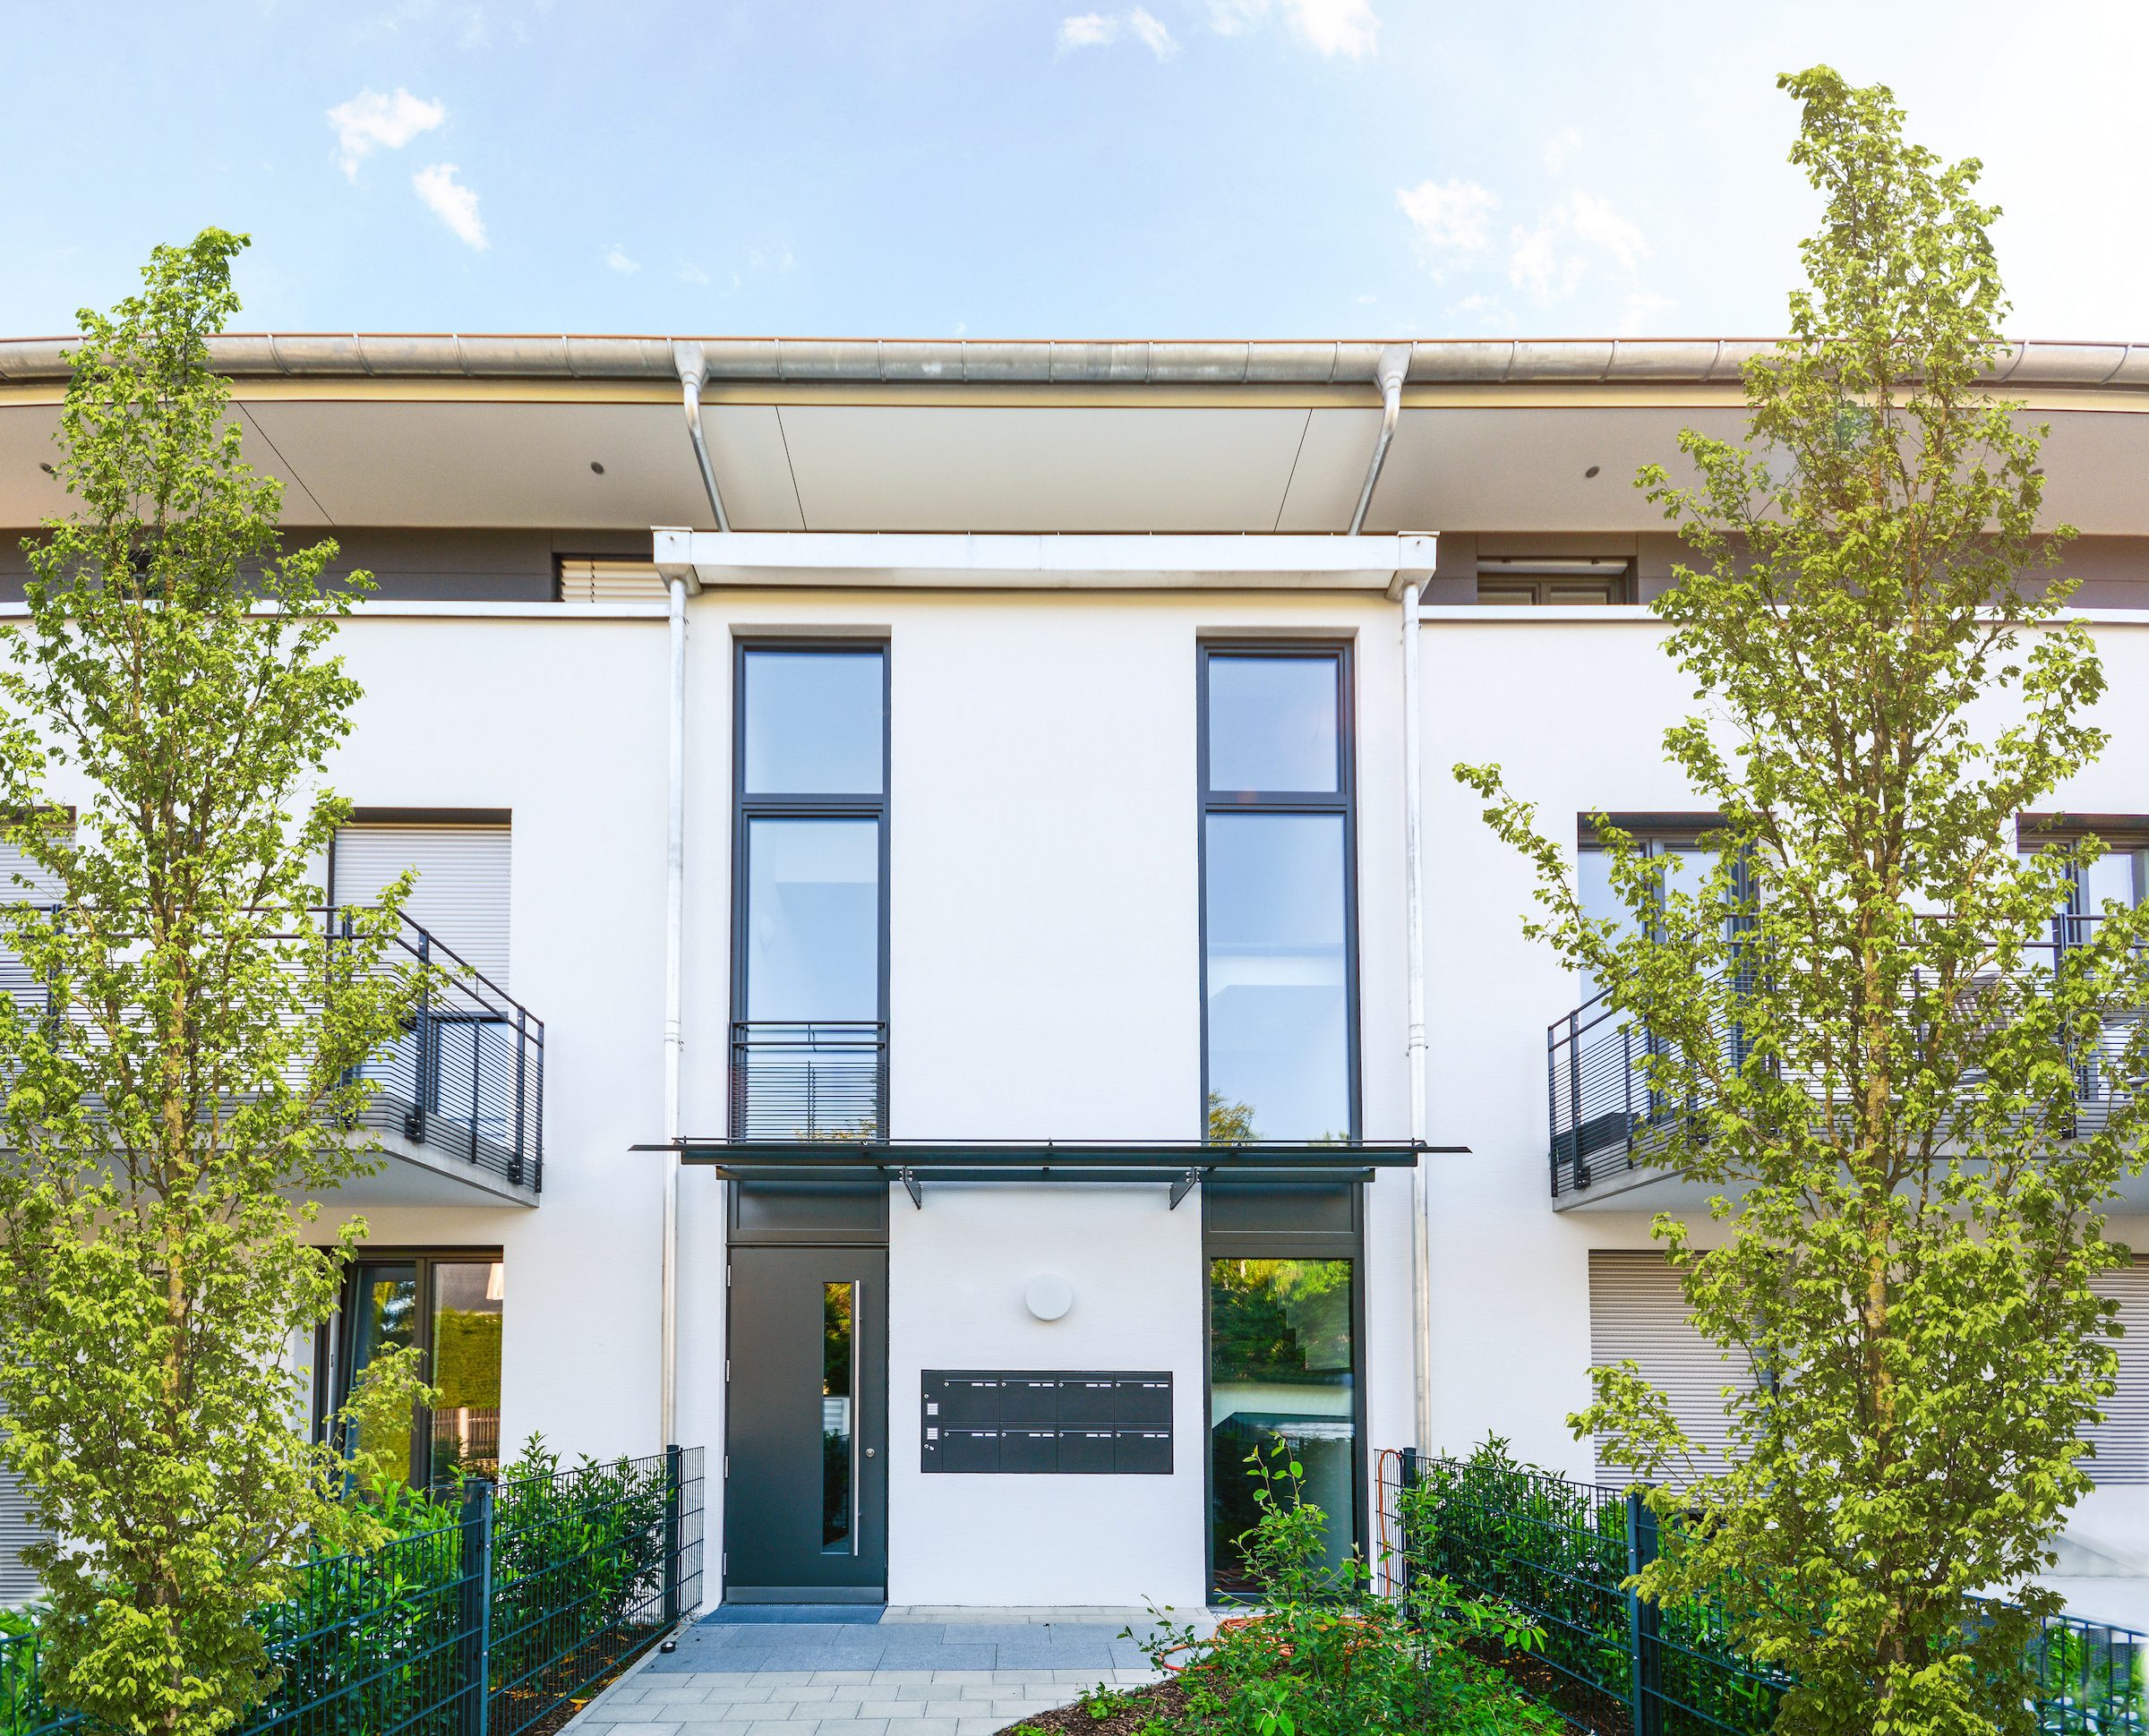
[700,1604,887,1625]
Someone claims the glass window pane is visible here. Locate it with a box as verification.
[1209,1257,1356,1595]
[347,1263,419,1483]
[430,1261,503,1481]
[823,1282,855,1552]
[1204,813,1348,1142]
[746,819,881,1021]
[743,650,884,796]
[1206,656,1339,794]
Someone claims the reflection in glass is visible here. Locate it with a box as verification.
[1206,657,1339,794]
[1209,1258,1356,1594]
[429,1261,504,1480]
[822,1282,856,1552]
[743,650,884,796]
[746,820,880,1021]
[347,1263,419,1482]
[1203,813,1348,1141]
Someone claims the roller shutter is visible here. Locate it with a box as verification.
[332,824,511,989]
[1588,1250,1756,1485]
[2086,1259,2149,1484]
[557,560,664,603]
[0,1449,40,1603]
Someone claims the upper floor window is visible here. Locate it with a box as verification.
[332,816,511,988]
[1576,819,1751,1002]
[1477,558,1632,606]
[1199,645,1357,1145]
[732,645,889,1141]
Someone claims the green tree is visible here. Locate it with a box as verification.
[1459,70,2149,1736]
[0,230,423,1735]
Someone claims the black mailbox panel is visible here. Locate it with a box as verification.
[921,1371,1173,1474]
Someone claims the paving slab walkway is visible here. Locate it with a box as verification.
[565,1607,1214,1736]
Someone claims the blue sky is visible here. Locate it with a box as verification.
[2,0,2141,342]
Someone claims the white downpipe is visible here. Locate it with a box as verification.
[1402,577,1434,1459]
[661,572,686,1450]
[1350,346,1410,536]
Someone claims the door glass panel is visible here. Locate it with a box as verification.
[346,1262,419,1482]
[1209,1258,1356,1595]
[1203,813,1348,1142]
[743,650,884,796]
[430,1261,504,1480]
[746,819,881,1020]
[1206,656,1339,794]
[823,1281,856,1553]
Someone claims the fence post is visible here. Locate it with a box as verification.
[1398,1447,1418,1604]
[1625,1491,1663,1736]
[511,1005,527,1187]
[664,1444,683,1627]
[459,1476,495,1736]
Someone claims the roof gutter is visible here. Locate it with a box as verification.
[5,335,2146,392]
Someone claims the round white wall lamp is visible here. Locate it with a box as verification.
[1024,1273,1074,1322]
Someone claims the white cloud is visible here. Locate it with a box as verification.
[604,244,639,274]
[1566,192,1647,271]
[412,163,486,249]
[677,261,711,286]
[1508,191,1648,304]
[1209,0,1378,56]
[1617,290,1677,336]
[1396,177,1499,271]
[1057,12,1117,50]
[325,87,445,179]
[1542,125,1582,175]
[1059,8,1177,56]
[1127,7,1178,56]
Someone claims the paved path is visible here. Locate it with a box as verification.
[566,1608,1206,1736]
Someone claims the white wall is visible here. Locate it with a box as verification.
[888,1185,1206,1607]
[1416,611,2149,1594]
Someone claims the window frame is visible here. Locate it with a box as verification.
[313,1244,505,1490]
[1195,640,1361,1145]
[729,639,894,1116]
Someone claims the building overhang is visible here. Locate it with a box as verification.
[646,1138,1443,1208]
[651,528,1437,591]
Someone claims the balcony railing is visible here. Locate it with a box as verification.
[729,1021,886,1142]
[0,904,544,1195]
[1546,919,2142,1199]
[354,911,544,1193]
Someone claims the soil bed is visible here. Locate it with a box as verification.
[992,1676,1191,1734]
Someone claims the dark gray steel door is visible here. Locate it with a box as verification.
[725,1245,887,1601]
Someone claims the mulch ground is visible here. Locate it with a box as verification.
[992,1675,1194,1733]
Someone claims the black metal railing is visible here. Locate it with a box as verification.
[352,911,545,1193]
[729,1021,886,1142]
[1546,918,2142,1199]
[0,904,544,1196]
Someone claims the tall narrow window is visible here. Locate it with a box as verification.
[1199,646,1357,1144]
[733,645,889,1142]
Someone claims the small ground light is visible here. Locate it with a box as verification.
[590,461,605,475]
[659,1639,677,1653]
[1584,465,1601,478]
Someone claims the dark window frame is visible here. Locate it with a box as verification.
[1201,1185,1368,1601]
[729,638,894,1133]
[313,1244,505,1490]
[1195,640,1361,1145]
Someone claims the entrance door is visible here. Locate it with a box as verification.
[726,1245,888,1602]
